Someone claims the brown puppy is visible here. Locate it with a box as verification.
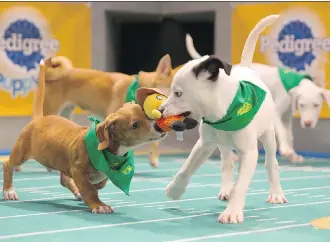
[39,55,182,169]
[2,61,165,213]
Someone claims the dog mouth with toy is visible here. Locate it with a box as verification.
[135,88,198,138]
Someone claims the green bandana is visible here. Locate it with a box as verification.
[125,76,140,103]
[203,81,266,131]
[278,67,313,92]
[84,116,134,195]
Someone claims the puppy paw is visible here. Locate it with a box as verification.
[218,186,233,201]
[3,189,19,200]
[92,205,113,214]
[217,207,244,224]
[267,193,288,204]
[148,154,159,168]
[289,154,304,163]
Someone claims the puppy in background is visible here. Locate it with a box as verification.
[3,60,167,213]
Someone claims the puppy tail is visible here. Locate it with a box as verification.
[33,60,46,120]
[44,56,73,82]
[240,15,279,67]
[185,34,202,59]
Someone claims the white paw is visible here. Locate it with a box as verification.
[148,154,159,168]
[166,174,189,200]
[289,154,304,163]
[218,186,233,201]
[217,207,244,224]
[267,193,288,204]
[3,189,19,200]
[92,205,113,214]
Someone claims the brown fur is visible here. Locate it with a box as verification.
[40,55,182,168]
[2,61,165,213]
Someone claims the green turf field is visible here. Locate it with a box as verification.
[0,155,329,242]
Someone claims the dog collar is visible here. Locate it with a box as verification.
[278,67,313,92]
[84,116,134,195]
[125,75,140,103]
[203,81,266,131]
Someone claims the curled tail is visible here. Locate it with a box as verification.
[44,56,73,81]
[185,34,202,59]
[33,60,45,120]
[240,15,279,67]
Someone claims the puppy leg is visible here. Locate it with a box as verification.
[283,108,304,163]
[259,126,287,204]
[3,145,27,200]
[71,167,113,214]
[93,179,108,190]
[148,141,160,168]
[217,146,235,201]
[60,172,82,200]
[274,113,297,161]
[166,139,216,200]
[218,149,258,224]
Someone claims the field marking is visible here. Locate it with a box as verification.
[292,193,310,197]
[255,218,278,222]
[275,220,296,224]
[0,202,326,240]
[164,223,310,242]
[187,210,210,214]
[0,186,328,220]
[308,195,325,198]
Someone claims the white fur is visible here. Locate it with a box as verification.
[186,33,330,163]
[161,15,287,224]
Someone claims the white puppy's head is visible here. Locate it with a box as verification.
[159,55,232,122]
[290,79,330,129]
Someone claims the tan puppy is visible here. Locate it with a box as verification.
[2,61,166,213]
[40,55,182,168]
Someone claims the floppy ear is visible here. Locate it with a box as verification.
[320,88,330,107]
[289,87,299,116]
[156,54,172,76]
[96,121,110,151]
[192,55,232,82]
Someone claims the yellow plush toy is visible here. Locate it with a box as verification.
[135,88,187,132]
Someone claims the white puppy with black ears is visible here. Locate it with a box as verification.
[160,15,287,224]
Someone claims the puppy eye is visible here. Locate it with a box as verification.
[174,91,182,98]
[131,121,140,130]
[313,103,320,108]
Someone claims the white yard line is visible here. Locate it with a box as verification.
[308,195,325,198]
[164,223,310,242]
[0,187,328,220]
[275,220,296,224]
[255,218,278,222]
[0,202,324,240]
[292,193,310,197]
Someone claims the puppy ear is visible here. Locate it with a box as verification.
[156,54,172,76]
[320,88,330,107]
[192,55,232,81]
[289,87,299,116]
[96,121,110,151]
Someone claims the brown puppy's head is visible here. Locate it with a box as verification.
[96,102,166,155]
[44,56,73,81]
[138,54,176,89]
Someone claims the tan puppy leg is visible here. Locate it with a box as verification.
[60,172,82,200]
[71,167,113,214]
[93,179,108,190]
[148,141,160,168]
[3,145,26,200]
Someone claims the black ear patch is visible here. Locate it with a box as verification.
[192,55,232,81]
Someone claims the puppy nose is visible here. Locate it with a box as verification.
[304,120,312,127]
[158,108,164,114]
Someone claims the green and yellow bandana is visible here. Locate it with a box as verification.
[125,76,140,103]
[278,67,313,92]
[84,116,134,195]
[203,81,266,131]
